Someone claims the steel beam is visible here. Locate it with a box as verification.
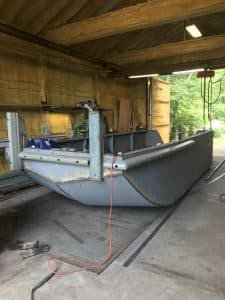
[7,112,23,170]
[0,23,121,71]
[89,110,103,181]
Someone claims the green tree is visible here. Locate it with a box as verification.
[161,69,225,139]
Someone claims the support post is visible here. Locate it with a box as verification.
[146,77,152,130]
[89,110,103,181]
[7,112,22,170]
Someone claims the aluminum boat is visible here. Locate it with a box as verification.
[18,113,213,207]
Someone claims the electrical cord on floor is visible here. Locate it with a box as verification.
[47,155,116,275]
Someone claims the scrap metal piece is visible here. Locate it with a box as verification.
[9,240,39,250]
[9,239,50,259]
[20,244,50,259]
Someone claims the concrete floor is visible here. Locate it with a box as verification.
[0,147,225,300]
[0,194,164,273]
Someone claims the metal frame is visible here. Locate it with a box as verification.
[0,22,120,72]
[89,110,103,181]
[7,112,22,170]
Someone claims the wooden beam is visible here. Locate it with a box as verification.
[39,0,88,34]
[0,22,121,71]
[29,0,70,34]
[106,34,225,65]
[108,48,225,77]
[43,0,225,44]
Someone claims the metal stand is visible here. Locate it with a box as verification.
[7,112,23,170]
[89,110,103,181]
[76,101,103,181]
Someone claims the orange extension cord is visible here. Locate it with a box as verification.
[47,156,116,275]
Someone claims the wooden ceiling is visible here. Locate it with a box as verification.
[0,0,225,77]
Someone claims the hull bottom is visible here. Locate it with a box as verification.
[26,170,154,206]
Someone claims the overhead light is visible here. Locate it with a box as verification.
[173,68,204,75]
[185,24,202,38]
[128,73,159,79]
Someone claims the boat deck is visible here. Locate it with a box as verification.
[0,147,224,299]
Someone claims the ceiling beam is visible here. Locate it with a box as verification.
[105,34,225,65]
[0,22,121,71]
[39,0,88,34]
[108,47,225,77]
[43,0,225,45]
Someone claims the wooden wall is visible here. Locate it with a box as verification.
[151,79,170,143]
[0,33,146,174]
[0,112,9,174]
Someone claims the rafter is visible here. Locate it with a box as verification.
[43,0,225,45]
[39,0,87,34]
[109,47,225,77]
[105,34,225,65]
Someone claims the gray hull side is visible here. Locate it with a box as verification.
[24,131,213,207]
[124,131,213,206]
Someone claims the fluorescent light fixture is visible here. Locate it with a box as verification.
[173,68,204,75]
[128,73,159,79]
[185,24,202,38]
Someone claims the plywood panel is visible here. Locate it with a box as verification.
[0,50,41,105]
[19,112,72,138]
[151,79,170,143]
[0,112,9,174]
[118,98,133,132]
[0,112,7,139]
[0,160,10,175]
[46,113,72,136]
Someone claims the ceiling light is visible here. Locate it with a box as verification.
[128,74,159,79]
[185,24,202,38]
[173,68,204,75]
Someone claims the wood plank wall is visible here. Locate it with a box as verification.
[0,112,9,174]
[151,79,170,143]
[0,33,146,174]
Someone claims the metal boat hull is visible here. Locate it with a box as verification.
[20,130,213,207]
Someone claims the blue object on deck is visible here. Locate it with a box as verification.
[40,139,51,149]
[27,139,37,148]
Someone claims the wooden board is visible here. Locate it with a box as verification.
[118,98,133,132]
[106,34,225,65]
[151,79,170,143]
[44,0,225,44]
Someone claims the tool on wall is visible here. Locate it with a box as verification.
[197,70,225,129]
[197,70,215,129]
